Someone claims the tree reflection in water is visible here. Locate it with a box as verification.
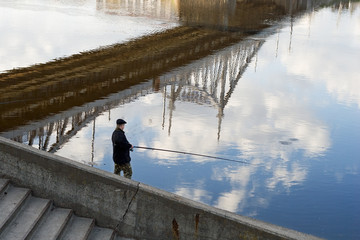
[0,1,359,239]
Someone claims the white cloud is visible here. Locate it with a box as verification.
[280,5,360,108]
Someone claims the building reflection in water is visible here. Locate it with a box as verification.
[96,0,179,21]
[1,1,359,238]
[96,0,317,31]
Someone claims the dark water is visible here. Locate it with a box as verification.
[1,0,360,239]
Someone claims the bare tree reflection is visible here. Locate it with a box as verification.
[4,38,262,156]
[0,0,350,158]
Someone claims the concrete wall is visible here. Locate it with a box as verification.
[0,136,322,240]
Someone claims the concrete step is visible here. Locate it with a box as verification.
[60,215,95,240]
[31,207,73,240]
[0,196,51,240]
[0,185,31,234]
[88,226,115,240]
[115,236,136,240]
[0,179,10,194]
[0,178,124,240]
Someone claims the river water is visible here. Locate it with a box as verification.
[1,0,359,239]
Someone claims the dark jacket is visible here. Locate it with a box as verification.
[112,128,132,165]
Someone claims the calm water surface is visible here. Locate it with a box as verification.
[1,1,360,239]
[0,0,178,71]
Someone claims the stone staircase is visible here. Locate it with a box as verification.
[0,178,128,240]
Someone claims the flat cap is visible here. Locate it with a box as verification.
[116,119,127,125]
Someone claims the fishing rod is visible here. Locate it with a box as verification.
[133,146,250,165]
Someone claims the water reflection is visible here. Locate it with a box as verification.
[0,0,324,73]
[281,4,360,108]
[0,0,333,136]
[0,0,327,133]
[96,0,179,21]
[97,0,322,31]
[3,39,263,152]
[1,0,360,239]
[3,22,332,167]
[0,0,177,72]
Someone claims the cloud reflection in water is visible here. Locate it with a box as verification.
[2,2,359,239]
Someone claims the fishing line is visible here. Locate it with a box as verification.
[133,146,251,165]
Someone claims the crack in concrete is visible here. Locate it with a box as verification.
[122,182,140,222]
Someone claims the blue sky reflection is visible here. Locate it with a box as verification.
[1,2,359,239]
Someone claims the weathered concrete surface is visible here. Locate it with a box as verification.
[0,180,116,240]
[0,136,323,240]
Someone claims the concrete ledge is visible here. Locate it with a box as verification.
[0,136,322,240]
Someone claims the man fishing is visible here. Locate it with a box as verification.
[112,119,133,179]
